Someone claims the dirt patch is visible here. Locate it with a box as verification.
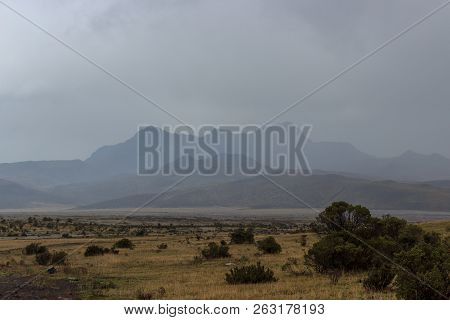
[0,275,79,299]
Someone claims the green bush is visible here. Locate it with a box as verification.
[230,228,255,244]
[305,233,369,272]
[225,262,277,284]
[201,242,230,259]
[23,243,47,255]
[394,241,449,299]
[363,265,395,291]
[84,245,106,257]
[379,215,407,239]
[113,238,135,249]
[398,225,423,249]
[256,236,282,254]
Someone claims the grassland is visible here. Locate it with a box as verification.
[0,214,448,300]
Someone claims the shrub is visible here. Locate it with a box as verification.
[36,251,52,265]
[201,242,230,259]
[225,262,277,284]
[23,243,47,255]
[305,233,369,272]
[379,215,407,239]
[113,238,135,249]
[136,287,166,300]
[230,228,255,244]
[394,241,449,299]
[363,265,395,291]
[281,257,312,277]
[256,236,282,254]
[398,225,423,249]
[51,251,68,265]
[300,234,308,247]
[84,245,106,257]
[157,243,168,250]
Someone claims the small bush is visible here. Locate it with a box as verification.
[36,251,52,265]
[225,262,277,284]
[201,242,230,259]
[157,243,168,250]
[23,243,47,255]
[363,265,395,291]
[136,287,166,300]
[113,238,135,249]
[84,245,106,257]
[256,236,282,254]
[230,228,255,244]
[51,251,68,265]
[300,234,308,247]
[281,257,312,277]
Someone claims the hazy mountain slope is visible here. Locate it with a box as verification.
[0,160,85,189]
[82,174,450,211]
[423,180,450,189]
[0,179,68,209]
[2,127,450,190]
[50,154,253,205]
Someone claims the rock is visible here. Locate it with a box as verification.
[47,266,57,274]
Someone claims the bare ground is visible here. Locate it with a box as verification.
[0,275,78,300]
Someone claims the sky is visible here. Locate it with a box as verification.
[0,0,449,163]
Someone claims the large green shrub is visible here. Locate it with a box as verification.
[394,241,449,299]
[256,236,282,254]
[230,228,255,244]
[305,233,369,272]
[398,225,423,250]
[225,262,277,284]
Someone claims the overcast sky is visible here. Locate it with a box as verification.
[1,0,449,162]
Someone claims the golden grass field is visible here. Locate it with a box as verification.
[0,218,448,300]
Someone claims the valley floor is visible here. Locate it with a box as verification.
[0,214,448,300]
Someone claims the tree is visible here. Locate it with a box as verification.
[316,202,372,235]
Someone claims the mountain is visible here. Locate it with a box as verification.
[0,179,68,209]
[2,127,450,191]
[423,180,450,190]
[0,160,85,189]
[82,173,450,211]
[49,154,252,205]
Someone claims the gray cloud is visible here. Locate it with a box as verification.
[0,0,449,162]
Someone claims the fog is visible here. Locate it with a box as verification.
[1,0,449,162]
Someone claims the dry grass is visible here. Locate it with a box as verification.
[0,219,447,300]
